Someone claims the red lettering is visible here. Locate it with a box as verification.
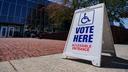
[72,44,91,52]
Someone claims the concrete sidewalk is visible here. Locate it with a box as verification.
[0,44,128,72]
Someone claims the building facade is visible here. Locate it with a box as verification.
[0,0,48,37]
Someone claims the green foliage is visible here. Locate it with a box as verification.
[72,0,79,9]
[100,0,127,28]
[46,3,73,31]
[64,0,127,28]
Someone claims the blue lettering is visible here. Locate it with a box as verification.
[82,35,88,42]
[90,26,94,33]
[76,27,80,34]
[73,34,93,43]
[76,26,93,34]
[85,26,90,33]
[73,35,78,42]
[88,34,93,42]
[80,27,85,34]
[78,35,83,42]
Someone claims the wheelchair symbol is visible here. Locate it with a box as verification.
[81,13,91,24]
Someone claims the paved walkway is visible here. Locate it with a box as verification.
[0,38,65,61]
[0,44,128,72]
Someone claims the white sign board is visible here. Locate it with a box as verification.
[63,3,116,67]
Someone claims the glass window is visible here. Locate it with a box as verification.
[7,17,14,23]
[21,6,27,18]
[37,0,44,4]
[31,0,36,2]
[0,1,2,15]
[8,3,15,17]
[15,5,22,17]
[0,16,7,22]
[27,0,32,1]
[27,8,32,16]
[21,18,26,24]
[31,8,37,18]
[1,2,9,16]
[17,0,27,6]
[27,2,36,8]
[5,0,16,3]
[13,17,20,23]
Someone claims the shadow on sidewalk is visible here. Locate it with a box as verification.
[101,55,128,69]
[63,55,128,69]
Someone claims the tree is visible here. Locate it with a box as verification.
[64,0,79,10]
[64,0,127,28]
[99,0,127,28]
[26,4,49,33]
[46,3,73,32]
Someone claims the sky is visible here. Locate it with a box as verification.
[113,18,128,29]
[121,18,128,29]
[48,0,63,4]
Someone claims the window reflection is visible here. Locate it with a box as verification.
[17,0,27,6]
[7,17,14,23]
[27,2,36,8]
[15,5,22,17]
[1,2,9,16]
[5,0,16,3]
[0,16,7,22]
[8,4,15,17]
[0,1,2,15]
[21,6,27,18]
[0,0,48,24]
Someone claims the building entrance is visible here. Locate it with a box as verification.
[8,27,14,37]
[0,26,8,37]
[0,26,15,37]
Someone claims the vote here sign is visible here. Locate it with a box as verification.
[63,3,109,67]
[72,10,95,52]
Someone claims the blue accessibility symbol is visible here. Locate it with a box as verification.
[81,13,91,24]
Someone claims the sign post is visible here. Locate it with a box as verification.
[63,3,116,67]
